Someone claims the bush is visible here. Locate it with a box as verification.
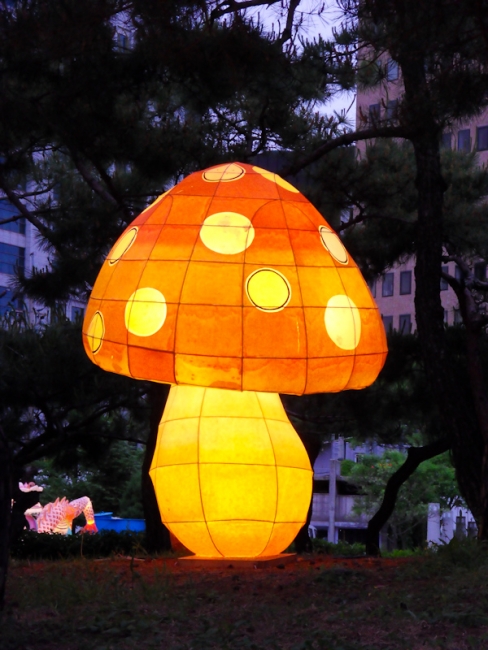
[427,536,488,569]
[11,529,148,560]
[382,547,425,558]
[311,538,366,556]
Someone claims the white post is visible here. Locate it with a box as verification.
[328,459,338,543]
[427,503,440,545]
[441,510,454,543]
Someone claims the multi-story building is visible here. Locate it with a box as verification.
[366,257,464,333]
[356,56,488,331]
[0,195,86,325]
[0,199,46,321]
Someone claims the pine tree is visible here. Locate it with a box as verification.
[0,0,342,603]
[230,0,488,548]
[287,0,488,549]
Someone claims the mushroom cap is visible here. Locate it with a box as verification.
[83,163,387,395]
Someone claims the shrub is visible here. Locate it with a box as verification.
[427,536,488,570]
[11,529,148,560]
[311,538,366,556]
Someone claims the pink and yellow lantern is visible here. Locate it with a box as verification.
[82,163,387,558]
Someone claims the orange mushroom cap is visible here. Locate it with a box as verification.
[83,163,387,395]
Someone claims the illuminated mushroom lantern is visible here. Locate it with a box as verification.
[82,163,387,558]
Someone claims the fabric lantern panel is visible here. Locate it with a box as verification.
[82,162,387,558]
[83,163,387,394]
[150,385,312,557]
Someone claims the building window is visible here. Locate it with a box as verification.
[382,272,394,297]
[399,270,411,295]
[399,314,412,334]
[51,301,67,324]
[386,100,397,120]
[0,242,24,275]
[0,199,25,235]
[455,265,464,282]
[474,262,486,281]
[441,133,452,150]
[0,217,26,235]
[477,126,488,151]
[382,315,393,332]
[386,59,399,81]
[367,278,376,298]
[115,32,130,51]
[369,103,380,121]
[440,265,449,291]
[454,308,463,324]
[0,287,22,316]
[71,306,85,322]
[458,129,471,152]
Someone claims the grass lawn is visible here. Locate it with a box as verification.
[2,542,488,649]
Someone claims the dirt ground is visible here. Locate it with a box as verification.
[3,553,488,649]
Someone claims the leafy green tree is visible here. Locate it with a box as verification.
[33,441,145,518]
[343,451,461,549]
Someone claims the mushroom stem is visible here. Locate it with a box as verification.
[149,385,313,558]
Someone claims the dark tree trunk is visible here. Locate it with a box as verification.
[410,130,487,527]
[10,485,40,544]
[461,314,488,538]
[142,383,172,553]
[0,426,12,610]
[365,438,450,555]
[395,54,488,530]
[336,0,488,550]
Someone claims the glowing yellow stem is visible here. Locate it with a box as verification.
[149,385,313,558]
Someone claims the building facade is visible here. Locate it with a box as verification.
[0,199,86,324]
[310,438,396,545]
[356,56,488,332]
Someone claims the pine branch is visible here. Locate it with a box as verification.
[211,0,284,22]
[0,215,22,227]
[69,151,120,208]
[284,408,354,425]
[91,159,134,223]
[277,0,301,46]
[14,396,145,466]
[281,125,410,177]
[441,256,488,330]
[0,178,54,245]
